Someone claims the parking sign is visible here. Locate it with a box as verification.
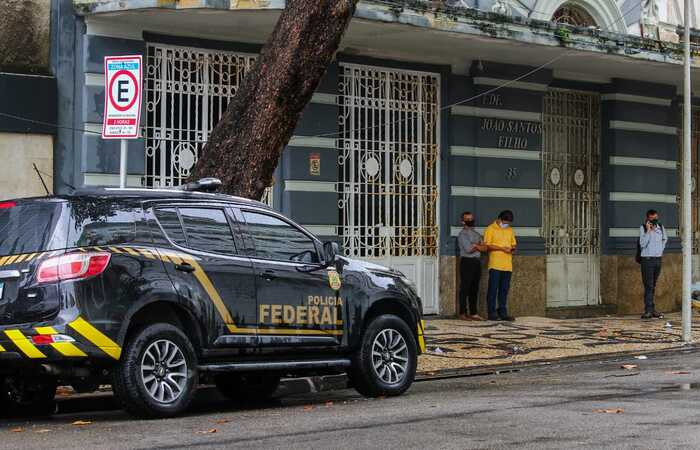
[102,55,142,139]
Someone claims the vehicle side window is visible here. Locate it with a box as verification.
[68,205,139,247]
[242,210,319,263]
[154,208,187,247]
[179,207,237,256]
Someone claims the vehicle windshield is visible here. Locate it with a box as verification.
[0,201,68,256]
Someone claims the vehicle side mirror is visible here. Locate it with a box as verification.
[323,241,339,266]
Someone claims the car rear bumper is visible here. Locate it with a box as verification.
[0,315,122,364]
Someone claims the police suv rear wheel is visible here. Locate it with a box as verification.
[113,323,198,419]
[215,373,281,402]
[349,314,417,397]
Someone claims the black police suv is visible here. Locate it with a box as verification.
[0,179,425,418]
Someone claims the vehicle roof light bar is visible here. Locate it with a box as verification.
[176,178,223,193]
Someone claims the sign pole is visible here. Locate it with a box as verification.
[682,0,692,343]
[119,139,128,188]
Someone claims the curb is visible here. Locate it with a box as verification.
[52,345,700,414]
[415,344,700,381]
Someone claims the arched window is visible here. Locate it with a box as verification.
[552,3,598,27]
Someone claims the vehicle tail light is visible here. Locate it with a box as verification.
[0,201,16,209]
[31,334,76,345]
[36,252,111,284]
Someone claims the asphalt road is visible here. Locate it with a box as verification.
[2,350,700,449]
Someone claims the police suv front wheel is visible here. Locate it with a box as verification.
[349,314,417,398]
[112,323,198,419]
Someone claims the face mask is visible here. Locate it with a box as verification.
[499,223,510,229]
[464,220,475,227]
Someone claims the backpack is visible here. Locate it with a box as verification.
[636,224,664,264]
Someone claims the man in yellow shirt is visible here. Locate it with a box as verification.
[483,210,516,321]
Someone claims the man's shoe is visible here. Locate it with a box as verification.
[641,312,653,319]
[652,311,664,319]
[499,316,516,322]
[487,316,499,321]
[458,314,472,321]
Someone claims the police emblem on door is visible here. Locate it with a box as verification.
[328,269,342,291]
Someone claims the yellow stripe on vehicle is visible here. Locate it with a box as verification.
[255,328,344,336]
[14,254,28,263]
[109,246,124,254]
[181,257,237,327]
[122,247,141,257]
[68,318,121,360]
[93,246,104,252]
[0,344,5,352]
[24,253,37,262]
[35,327,87,357]
[138,248,156,259]
[0,256,10,265]
[4,255,19,265]
[4,330,46,359]
[417,320,426,353]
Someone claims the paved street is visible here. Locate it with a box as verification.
[3,349,700,449]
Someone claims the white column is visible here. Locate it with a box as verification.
[682,0,693,343]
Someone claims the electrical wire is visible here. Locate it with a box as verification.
[0,111,103,136]
[0,1,672,142]
[313,0,645,139]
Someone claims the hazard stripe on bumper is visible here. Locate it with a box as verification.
[4,329,46,358]
[68,317,121,360]
[417,320,426,353]
[35,326,87,357]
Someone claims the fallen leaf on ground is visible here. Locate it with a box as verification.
[55,387,73,396]
[621,364,638,370]
[196,429,217,434]
[10,428,23,433]
[668,371,691,375]
[71,420,92,426]
[635,355,648,360]
[214,419,230,424]
[594,408,624,414]
[303,405,313,411]
[34,429,51,433]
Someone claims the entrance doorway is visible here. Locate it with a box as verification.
[542,90,601,307]
[681,108,700,278]
[337,63,440,314]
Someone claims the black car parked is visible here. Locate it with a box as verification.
[0,179,425,418]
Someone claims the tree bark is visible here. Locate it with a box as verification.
[190,0,359,199]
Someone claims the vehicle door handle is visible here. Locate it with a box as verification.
[175,262,196,273]
[260,270,276,281]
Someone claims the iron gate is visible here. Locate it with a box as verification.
[144,43,273,205]
[542,90,601,307]
[337,64,440,313]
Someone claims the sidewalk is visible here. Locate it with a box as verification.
[417,312,700,374]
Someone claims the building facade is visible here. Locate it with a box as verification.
[53,0,700,317]
[0,0,56,198]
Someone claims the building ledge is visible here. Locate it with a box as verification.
[74,0,699,68]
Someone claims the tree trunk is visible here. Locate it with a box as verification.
[190,0,359,199]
